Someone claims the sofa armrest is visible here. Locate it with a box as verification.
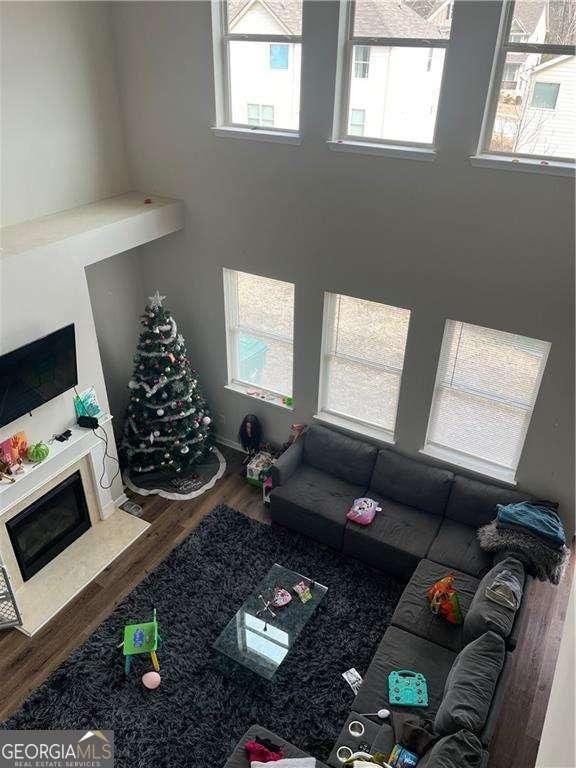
[271,437,304,487]
[507,573,532,651]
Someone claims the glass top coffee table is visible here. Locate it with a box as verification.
[213,563,328,679]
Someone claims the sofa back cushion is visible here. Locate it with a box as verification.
[369,449,453,516]
[463,557,525,645]
[417,730,485,768]
[303,424,377,487]
[445,475,528,527]
[434,631,506,736]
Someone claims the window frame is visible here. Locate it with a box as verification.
[349,107,366,136]
[247,103,275,127]
[316,291,410,443]
[478,0,576,164]
[211,0,302,137]
[332,0,451,150]
[530,81,560,110]
[422,319,551,484]
[270,42,289,70]
[222,268,295,401]
[353,44,371,78]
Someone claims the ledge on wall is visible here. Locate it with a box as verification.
[0,191,184,264]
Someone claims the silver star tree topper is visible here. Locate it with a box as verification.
[149,290,166,310]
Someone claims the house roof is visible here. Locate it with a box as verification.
[228,0,442,38]
[354,0,442,38]
[228,0,302,35]
[512,1,546,34]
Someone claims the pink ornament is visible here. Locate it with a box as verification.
[203,416,211,425]
[142,671,161,690]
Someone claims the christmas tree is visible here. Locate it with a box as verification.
[121,291,213,476]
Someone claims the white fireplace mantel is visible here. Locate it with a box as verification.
[0,415,118,517]
[0,416,149,636]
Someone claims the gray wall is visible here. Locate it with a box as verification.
[86,251,147,435]
[0,1,130,226]
[113,1,575,531]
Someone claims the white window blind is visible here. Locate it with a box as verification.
[318,293,411,440]
[424,320,551,482]
[223,269,294,397]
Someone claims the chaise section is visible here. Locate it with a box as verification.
[391,559,479,651]
[351,626,457,722]
[343,497,442,580]
[427,518,494,577]
[270,465,365,549]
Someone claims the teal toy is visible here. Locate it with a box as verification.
[121,609,161,675]
[388,670,429,707]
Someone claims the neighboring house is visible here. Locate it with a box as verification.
[516,55,576,158]
[227,0,302,130]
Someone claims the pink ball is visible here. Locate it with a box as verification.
[142,671,161,690]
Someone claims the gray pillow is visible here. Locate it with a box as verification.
[464,557,525,644]
[434,631,505,735]
[417,730,484,768]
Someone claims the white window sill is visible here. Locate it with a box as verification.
[420,444,517,485]
[470,153,575,178]
[314,411,396,445]
[224,383,294,411]
[328,140,436,162]
[212,126,302,146]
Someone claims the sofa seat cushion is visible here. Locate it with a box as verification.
[463,557,525,645]
[391,559,479,652]
[445,475,528,528]
[417,730,485,768]
[224,725,329,768]
[343,496,443,580]
[428,519,493,577]
[434,631,506,736]
[303,424,377,487]
[370,449,454,516]
[352,626,457,721]
[269,465,365,550]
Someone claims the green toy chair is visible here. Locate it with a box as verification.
[122,609,160,674]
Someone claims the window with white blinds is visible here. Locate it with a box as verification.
[223,269,294,398]
[423,320,551,482]
[318,293,411,440]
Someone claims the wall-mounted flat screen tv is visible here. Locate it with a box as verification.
[0,324,78,429]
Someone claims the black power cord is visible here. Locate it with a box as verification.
[74,386,120,490]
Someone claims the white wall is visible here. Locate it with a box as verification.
[0,1,130,226]
[86,251,147,436]
[0,1,133,506]
[113,0,574,532]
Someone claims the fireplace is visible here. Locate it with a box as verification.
[6,470,91,582]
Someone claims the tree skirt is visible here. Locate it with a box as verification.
[123,446,226,500]
[4,506,405,767]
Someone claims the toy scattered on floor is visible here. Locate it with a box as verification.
[121,608,161,675]
[142,671,161,689]
[387,743,420,767]
[388,670,429,707]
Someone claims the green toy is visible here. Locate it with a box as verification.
[27,442,50,463]
[121,609,160,675]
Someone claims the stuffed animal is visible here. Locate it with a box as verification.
[347,497,382,526]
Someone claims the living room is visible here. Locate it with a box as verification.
[0,1,574,767]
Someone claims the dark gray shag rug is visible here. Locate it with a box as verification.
[4,506,404,766]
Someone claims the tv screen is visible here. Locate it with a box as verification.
[0,325,78,429]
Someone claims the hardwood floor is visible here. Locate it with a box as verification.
[0,443,572,768]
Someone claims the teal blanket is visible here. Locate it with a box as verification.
[497,502,566,546]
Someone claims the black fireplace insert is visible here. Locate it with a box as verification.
[6,470,91,582]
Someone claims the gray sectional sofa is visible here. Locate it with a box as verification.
[225,424,534,768]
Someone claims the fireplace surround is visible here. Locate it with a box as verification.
[7,470,91,582]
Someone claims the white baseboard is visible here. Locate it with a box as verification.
[115,491,129,508]
[215,434,245,453]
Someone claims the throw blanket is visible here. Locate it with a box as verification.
[478,520,570,584]
[497,502,566,546]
